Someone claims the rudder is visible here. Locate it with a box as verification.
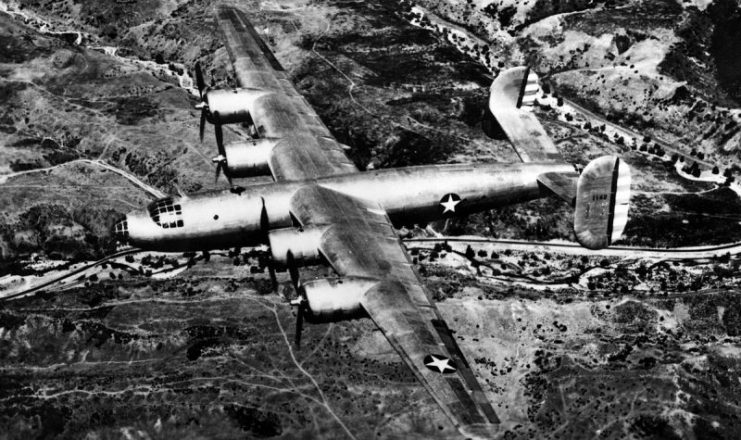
[574,156,631,249]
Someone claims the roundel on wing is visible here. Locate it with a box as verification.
[439,193,462,216]
[424,354,457,374]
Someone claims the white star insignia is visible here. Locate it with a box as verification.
[440,194,461,214]
[425,354,456,374]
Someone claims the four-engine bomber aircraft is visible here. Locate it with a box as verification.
[112,6,630,438]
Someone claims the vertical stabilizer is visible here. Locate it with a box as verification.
[573,156,631,249]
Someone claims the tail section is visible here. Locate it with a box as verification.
[573,156,631,249]
[484,69,631,248]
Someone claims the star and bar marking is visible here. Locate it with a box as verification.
[424,354,457,374]
[439,193,462,216]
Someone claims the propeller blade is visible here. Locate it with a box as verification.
[295,302,304,349]
[214,161,222,184]
[260,198,270,238]
[199,108,206,142]
[195,61,205,99]
[258,197,278,291]
[287,250,300,292]
[287,247,306,348]
[214,112,225,157]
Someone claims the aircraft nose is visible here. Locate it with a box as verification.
[112,215,129,243]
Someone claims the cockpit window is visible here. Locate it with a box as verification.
[147,197,184,229]
[113,219,129,239]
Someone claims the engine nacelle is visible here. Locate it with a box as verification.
[205,88,272,124]
[224,138,280,178]
[302,277,379,323]
[268,226,329,267]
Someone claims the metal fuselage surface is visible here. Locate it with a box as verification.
[120,162,575,252]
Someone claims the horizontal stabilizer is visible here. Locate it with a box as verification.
[537,171,579,206]
[488,66,562,163]
[573,156,631,249]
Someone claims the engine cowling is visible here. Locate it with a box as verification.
[223,138,280,178]
[268,226,329,267]
[205,88,272,124]
[302,277,379,323]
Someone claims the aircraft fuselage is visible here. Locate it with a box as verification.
[115,162,575,252]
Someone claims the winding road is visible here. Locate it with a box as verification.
[4,234,741,303]
[0,247,141,301]
[0,159,167,199]
[406,236,741,260]
[562,98,716,169]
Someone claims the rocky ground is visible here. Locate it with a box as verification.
[2,0,741,439]
[3,248,741,439]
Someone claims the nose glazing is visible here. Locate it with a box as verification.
[112,216,129,243]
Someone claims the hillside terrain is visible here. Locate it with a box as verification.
[406,0,741,248]
[4,0,741,262]
[414,0,741,165]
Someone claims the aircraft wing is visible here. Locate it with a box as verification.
[215,6,358,181]
[289,185,500,436]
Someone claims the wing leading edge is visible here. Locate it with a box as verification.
[289,186,500,436]
[214,6,358,181]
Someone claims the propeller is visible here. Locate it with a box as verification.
[287,250,300,292]
[194,63,233,188]
[260,197,278,291]
[211,111,233,186]
[195,61,206,99]
[212,155,232,186]
[287,250,307,349]
[194,62,209,142]
[199,108,207,142]
[214,111,224,156]
[295,299,305,349]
